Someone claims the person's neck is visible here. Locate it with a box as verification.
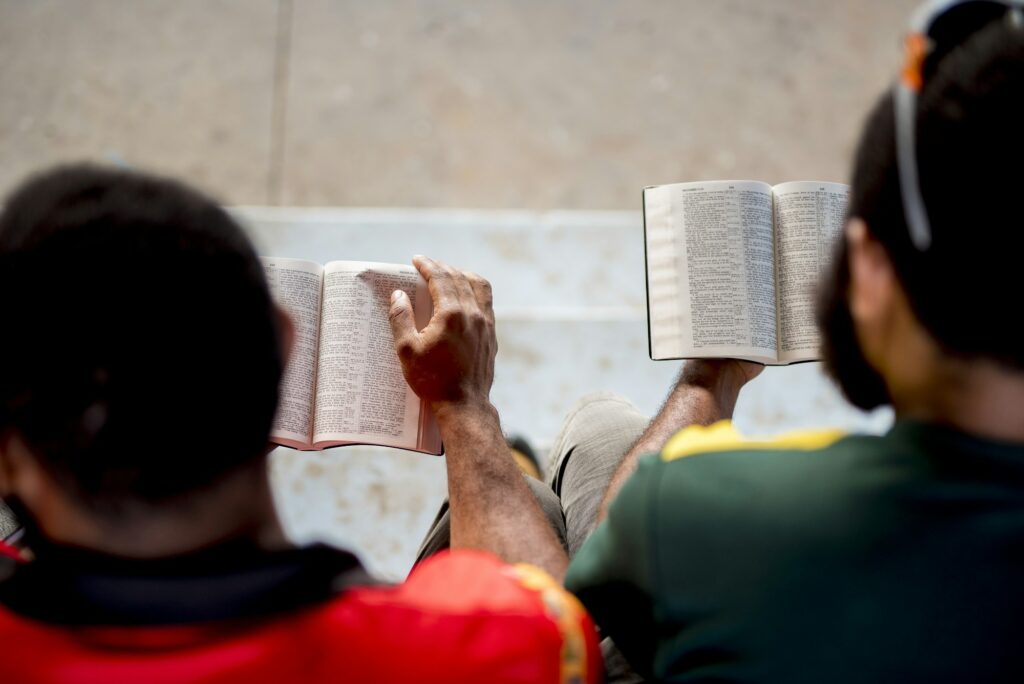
[892,359,1024,443]
[34,466,291,559]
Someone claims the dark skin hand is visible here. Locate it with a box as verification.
[389,255,569,581]
[599,358,763,520]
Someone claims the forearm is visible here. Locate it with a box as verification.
[436,400,569,582]
[598,361,749,520]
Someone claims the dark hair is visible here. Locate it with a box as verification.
[0,164,283,513]
[846,19,1024,369]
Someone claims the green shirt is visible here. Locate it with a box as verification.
[566,420,1024,683]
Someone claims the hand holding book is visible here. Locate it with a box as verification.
[389,257,569,580]
[388,255,497,412]
[261,257,442,454]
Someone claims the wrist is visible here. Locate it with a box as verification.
[432,397,510,473]
[431,396,499,428]
[678,360,750,399]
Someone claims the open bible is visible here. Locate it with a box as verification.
[643,180,849,365]
[261,258,442,455]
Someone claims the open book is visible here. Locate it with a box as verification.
[643,180,849,365]
[261,258,442,455]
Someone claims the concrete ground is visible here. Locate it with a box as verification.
[1,0,917,578]
[1,0,919,207]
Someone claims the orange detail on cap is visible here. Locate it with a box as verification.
[901,32,930,92]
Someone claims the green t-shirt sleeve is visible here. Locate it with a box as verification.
[565,453,661,677]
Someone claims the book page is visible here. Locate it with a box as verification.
[313,261,438,452]
[646,181,778,363]
[773,181,849,363]
[261,257,323,448]
[644,185,686,359]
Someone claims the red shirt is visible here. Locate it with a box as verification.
[0,541,20,561]
[0,542,601,684]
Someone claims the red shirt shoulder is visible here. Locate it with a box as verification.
[0,549,601,684]
[327,550,601,683]
[0,541,20,562]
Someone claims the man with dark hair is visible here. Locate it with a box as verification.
[545,6,1024,683]
[0,165,601,682]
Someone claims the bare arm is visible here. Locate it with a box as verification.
[598,359,763,521]
[389,256,569,581]
[433,401,568,580]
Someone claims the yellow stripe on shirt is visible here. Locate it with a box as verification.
[661,420,846,462]
[506,563,591,684]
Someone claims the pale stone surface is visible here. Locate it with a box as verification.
[1,0,920,207]
[0,0,277,203]
[268,444,448,580]
[282,0,919,207]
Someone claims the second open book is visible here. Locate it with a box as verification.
[262,258,442,455]
[644,180,849,365]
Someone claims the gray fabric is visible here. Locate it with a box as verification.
[546,392,648,556]
[0,501,18,541]
[546,393,649,684]
[414,474,567,565]
[600,637,645,684]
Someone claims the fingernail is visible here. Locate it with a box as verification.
[392,290,402,303]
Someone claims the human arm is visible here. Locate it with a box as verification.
[389,256,569,581]
[598,359,763,520]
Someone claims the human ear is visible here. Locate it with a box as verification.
[0,432,51,516]
[275,306,296,363]
[846,218,896,328]
[0,432,11,499]
[0,430,26,500]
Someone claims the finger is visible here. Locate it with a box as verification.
[464,271,494,323]
[429,259,475,324]
[388,290,420,360]
[450,266,478,311]
[413,255,461,315]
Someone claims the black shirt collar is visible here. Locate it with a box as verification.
[0,537,376,626]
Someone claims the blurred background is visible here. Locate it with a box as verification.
[1,0,917,578]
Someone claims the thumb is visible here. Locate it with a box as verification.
[388,290,418,353]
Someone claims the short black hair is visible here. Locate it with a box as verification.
[846,19,1024,369]
[0,164,283,513]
